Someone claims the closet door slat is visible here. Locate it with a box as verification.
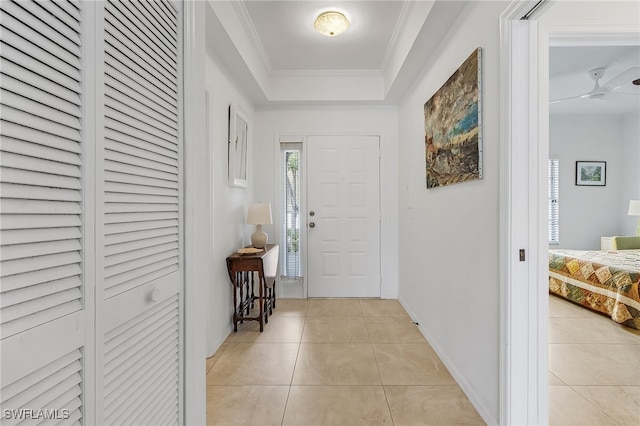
[100,1,183,423]
[8,1,81,46]
[1,7,81,68]
[0,350,82,426]
[0,0,85,418]
[0,1,84,358]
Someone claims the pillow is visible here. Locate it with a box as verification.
[612,236,640,250]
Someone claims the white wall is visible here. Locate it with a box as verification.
[252,106,399,298]
[621,112,640,234]
[549,115,630,249]
[396,2,508,424]
[204,53,255,356]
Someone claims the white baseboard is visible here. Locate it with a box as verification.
[206,325,232,358]
[397,295,497,426]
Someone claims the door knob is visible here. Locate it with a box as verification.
[309,211,315,216]
[149,287,161,302]
[309,222,316,228]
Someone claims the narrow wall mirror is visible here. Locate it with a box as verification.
[228,104,249,188]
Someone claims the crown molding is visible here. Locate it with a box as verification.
[381,0,414,71]
[270,69,383,78]
[231,0,273,73]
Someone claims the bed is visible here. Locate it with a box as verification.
[548,249,640,329]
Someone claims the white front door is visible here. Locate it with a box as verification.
[306,135,380,297]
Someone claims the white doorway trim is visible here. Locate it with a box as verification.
[183,1,208,424]
[500,7,546,425]
[500,1,639,424]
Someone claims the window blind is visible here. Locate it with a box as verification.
[549,159,559,244]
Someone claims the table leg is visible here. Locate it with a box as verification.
[232,272,239,332]
[239,272,245,324]
[247,272,253,315]
[258,273,264,332]
[273,281,276,309]
[264,278,272,318]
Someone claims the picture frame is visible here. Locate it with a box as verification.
[228,104,249,188]
[575,161,606,186]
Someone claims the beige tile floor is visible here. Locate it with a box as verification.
[206,296,640,425]
[206,298,485,425]
[548,294,640,426]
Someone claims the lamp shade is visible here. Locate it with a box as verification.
[628,200,640,216]
[247,203,272,225]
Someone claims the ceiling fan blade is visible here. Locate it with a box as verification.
[604,91,640,97]
[603,91,640,103]
[602,67,640,91]
[549,93,589,104]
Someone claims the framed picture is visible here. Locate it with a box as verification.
[228,104,249,188]
[425,47,482,188]
[575,161,606,186]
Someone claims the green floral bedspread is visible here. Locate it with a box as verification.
[549,249,640,329]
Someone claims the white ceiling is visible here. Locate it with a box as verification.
[549,46,640,116]
[205,0,467,105]
[206,1,640,112]
[243,1,404,71]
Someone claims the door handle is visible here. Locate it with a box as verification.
[149,287,161,302]
[309,210,315,217]
[309,222,316,228]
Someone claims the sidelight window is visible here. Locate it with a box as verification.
[281,143,303,277]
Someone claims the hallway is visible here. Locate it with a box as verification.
[205,298,484,425]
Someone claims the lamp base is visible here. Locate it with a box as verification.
[251,225,268,248]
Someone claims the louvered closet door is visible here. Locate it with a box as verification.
[99,1,183,424]
[1,0,86,424]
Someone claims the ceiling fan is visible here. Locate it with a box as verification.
[550,66,640,104]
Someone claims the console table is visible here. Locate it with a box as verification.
[226,244,279,332]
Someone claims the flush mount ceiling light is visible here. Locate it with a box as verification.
[314,11,349,37]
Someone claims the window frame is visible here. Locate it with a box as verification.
[279,141,304,281]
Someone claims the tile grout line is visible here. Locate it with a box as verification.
[281,310,308,426]
[363,303,397,425]
[568,384,626,426]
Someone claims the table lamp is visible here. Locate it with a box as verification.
[628,200,640,236]
[247,203,272,248]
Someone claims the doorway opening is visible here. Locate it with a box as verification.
[501,1,639,423]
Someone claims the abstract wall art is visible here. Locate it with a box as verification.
[425,48,483,188]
